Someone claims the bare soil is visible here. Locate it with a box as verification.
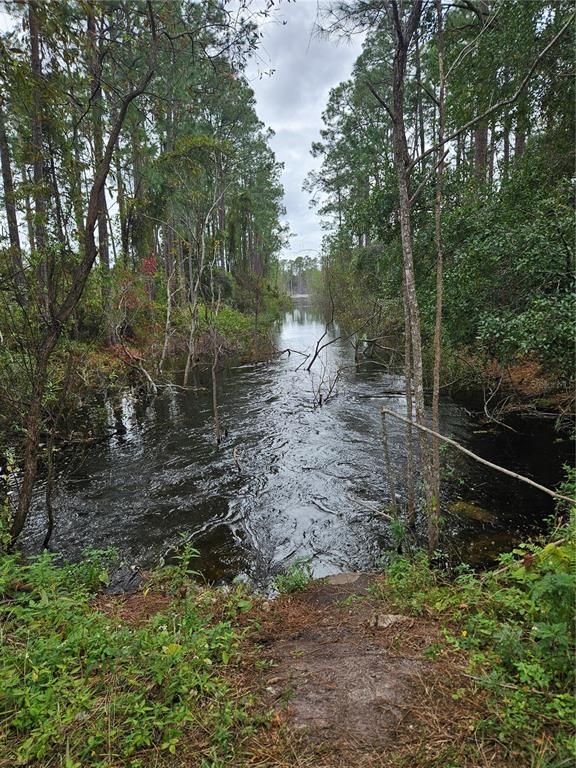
[245,574,502,768]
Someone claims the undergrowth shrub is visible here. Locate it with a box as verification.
[0,550,258,767]
[375,513,576,765]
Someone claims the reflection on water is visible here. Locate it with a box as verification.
[22,297,571,584]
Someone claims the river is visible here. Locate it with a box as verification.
[22,296,571,586]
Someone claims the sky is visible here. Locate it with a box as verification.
[244,1,364,260]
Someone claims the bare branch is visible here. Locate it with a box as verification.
[381,407,576,504]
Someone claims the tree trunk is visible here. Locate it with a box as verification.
[218,154,226,270]
[414,30,426,168]
[115,151,129,263]
[10,339,54,541]
[21,163,36,253]
[0,101,25,291]
[28,1,49,308]
[430,0,445,555]
[88,3,113,344]
[503,114,511,177]
[42,435,55,550]
[487,120,495,185]
[403,282,415,527]
[159,224,175,371]
[390,3,426,433]
[388,0,432,537]
[474,120,488,181]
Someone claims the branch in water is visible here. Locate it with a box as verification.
[380,407,575,504]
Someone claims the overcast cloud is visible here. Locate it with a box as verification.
[245,1,364,260]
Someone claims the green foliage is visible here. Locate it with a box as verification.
[274,557,313,594]
[312,1,575,383]
[374,517,576,765]
[0,551,263,766]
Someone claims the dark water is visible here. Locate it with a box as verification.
[22,297,571,584]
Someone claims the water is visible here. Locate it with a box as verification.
[22,297,571,584]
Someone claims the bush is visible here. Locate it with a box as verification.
[374,514,576,765]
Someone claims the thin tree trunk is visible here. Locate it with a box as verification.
[414,30,426,168]
[115,152,129,263]
[402,281,415,527]
[430,0,446,555]
[218,155,226,269]
[211,334,221,444]
[11,341,54,541]
[388,0,432,538]
[88,3,113,344]
[382,408,398,519]
[474,120,488,181]
[390,6,426,433]
[0,101,25,291]
[177,238,187,304]
[29,1,49,309]
[487,120,495,185]
[503,115,511,177]
[21,163,36,253]
[159,225,175,372]
[42,435,55,550]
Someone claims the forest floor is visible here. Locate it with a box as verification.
[238,573,490,768]
[89,573,487,768]
[1,531,573,768]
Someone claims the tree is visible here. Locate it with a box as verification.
[316,0,575,551]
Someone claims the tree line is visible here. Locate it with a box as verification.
[310,0,574,550]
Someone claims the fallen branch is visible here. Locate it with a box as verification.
[380,407,575,504]
[273,347,309,358]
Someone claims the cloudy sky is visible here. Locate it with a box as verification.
[244,1,364,260]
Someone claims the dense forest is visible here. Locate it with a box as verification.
[312,0,574,380]
[0,1,574,767]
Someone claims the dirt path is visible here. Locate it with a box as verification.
[95,573,504,767]
[250,574,489,767]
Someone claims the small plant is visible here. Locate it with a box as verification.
[274,557,313,594]
[152,533,201,592]
[390,517,406,551]
[0,548,262,766]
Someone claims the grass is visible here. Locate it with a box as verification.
[0,548,266,767]
[273,558,313,595]
[371,514,576,767]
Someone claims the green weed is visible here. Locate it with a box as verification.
[273,557,313,594]
[372,514,576,766]
[0,550,261,766]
